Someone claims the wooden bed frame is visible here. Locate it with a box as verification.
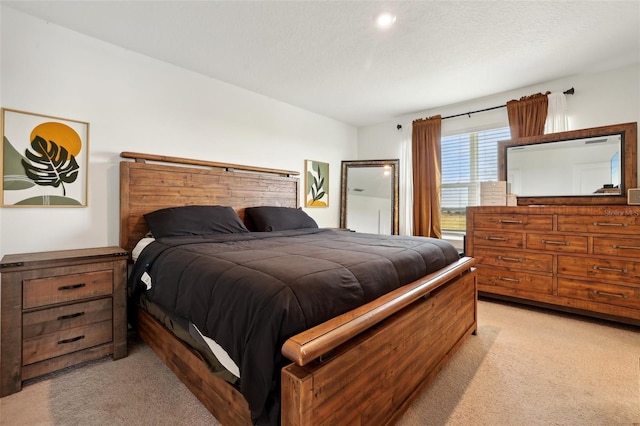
[119,152,477,425]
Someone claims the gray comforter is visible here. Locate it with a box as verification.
[129,228,459,425]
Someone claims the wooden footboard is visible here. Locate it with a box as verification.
[281,265,477,425]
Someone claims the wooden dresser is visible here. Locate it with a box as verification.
[466,205,640,325]
[0,247,128,396]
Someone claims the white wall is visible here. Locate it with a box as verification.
[358,64,640,167]
[0,7,357,257]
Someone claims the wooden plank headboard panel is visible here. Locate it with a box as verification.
[120,158,300,254]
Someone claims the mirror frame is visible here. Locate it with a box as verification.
[498,122,637,205]
[340,159,399,234]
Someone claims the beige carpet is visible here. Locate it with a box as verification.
[1,300,638,425]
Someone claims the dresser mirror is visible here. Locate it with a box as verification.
[340,160,399,234]
[498,122,637,205]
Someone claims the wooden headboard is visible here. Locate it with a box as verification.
[119,152,300,254]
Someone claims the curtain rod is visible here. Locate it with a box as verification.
[396,87,574,130]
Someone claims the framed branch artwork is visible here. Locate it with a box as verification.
[305,159,329,207]
[1,108,89,207]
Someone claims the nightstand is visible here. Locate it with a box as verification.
[0,246,128,396]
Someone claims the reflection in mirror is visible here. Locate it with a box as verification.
[340,160,399,234]
[507,134,622,196]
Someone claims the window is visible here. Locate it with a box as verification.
[441,127,511,232]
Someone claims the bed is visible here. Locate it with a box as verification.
[119,152,477,425]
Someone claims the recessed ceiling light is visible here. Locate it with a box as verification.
[376,13,396,29]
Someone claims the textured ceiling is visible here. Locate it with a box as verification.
[4,1,640,127]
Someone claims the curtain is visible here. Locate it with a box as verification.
[506,92,550,138]
[398,123,413,236]
[412,115,442,238]
[544,92,568,134]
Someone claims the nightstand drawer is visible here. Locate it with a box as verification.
[23,270,113,309]
[23,298,112,339]
[23,320,113,365]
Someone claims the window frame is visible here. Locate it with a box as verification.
[440,126,511,234]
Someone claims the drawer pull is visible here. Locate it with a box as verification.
[57,312,85,321]
[498,256,523,262]
[593,222,627,227]
[57,335,85,345]
[541,239,569,246]
[58,283,86,291]
[612,244,640,250]
[498,219,523,224]
[593,290,627,299]
[485,236,508,241]
[592,265,628,274]
[498,276,521,283]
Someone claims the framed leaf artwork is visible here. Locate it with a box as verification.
[305,159,329,207]
[1,108,89,207]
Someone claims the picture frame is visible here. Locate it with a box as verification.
[305,159,329,207]
[1,108,89,207]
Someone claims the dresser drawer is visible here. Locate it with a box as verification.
[23,270,113,309]
[557,214,640,234]
[22,319,113,365]
[477,267,553,294]
[473,213,552,231]
[472,230,524,249]
[558,255,640,284]
[473,248,553,273]
[593,236,640,259]
[23,298,112,339]
[526,234,588,253]
[558,277,640,310]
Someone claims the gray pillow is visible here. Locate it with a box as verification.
[245,206,318,232]
[144,205,249,237]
